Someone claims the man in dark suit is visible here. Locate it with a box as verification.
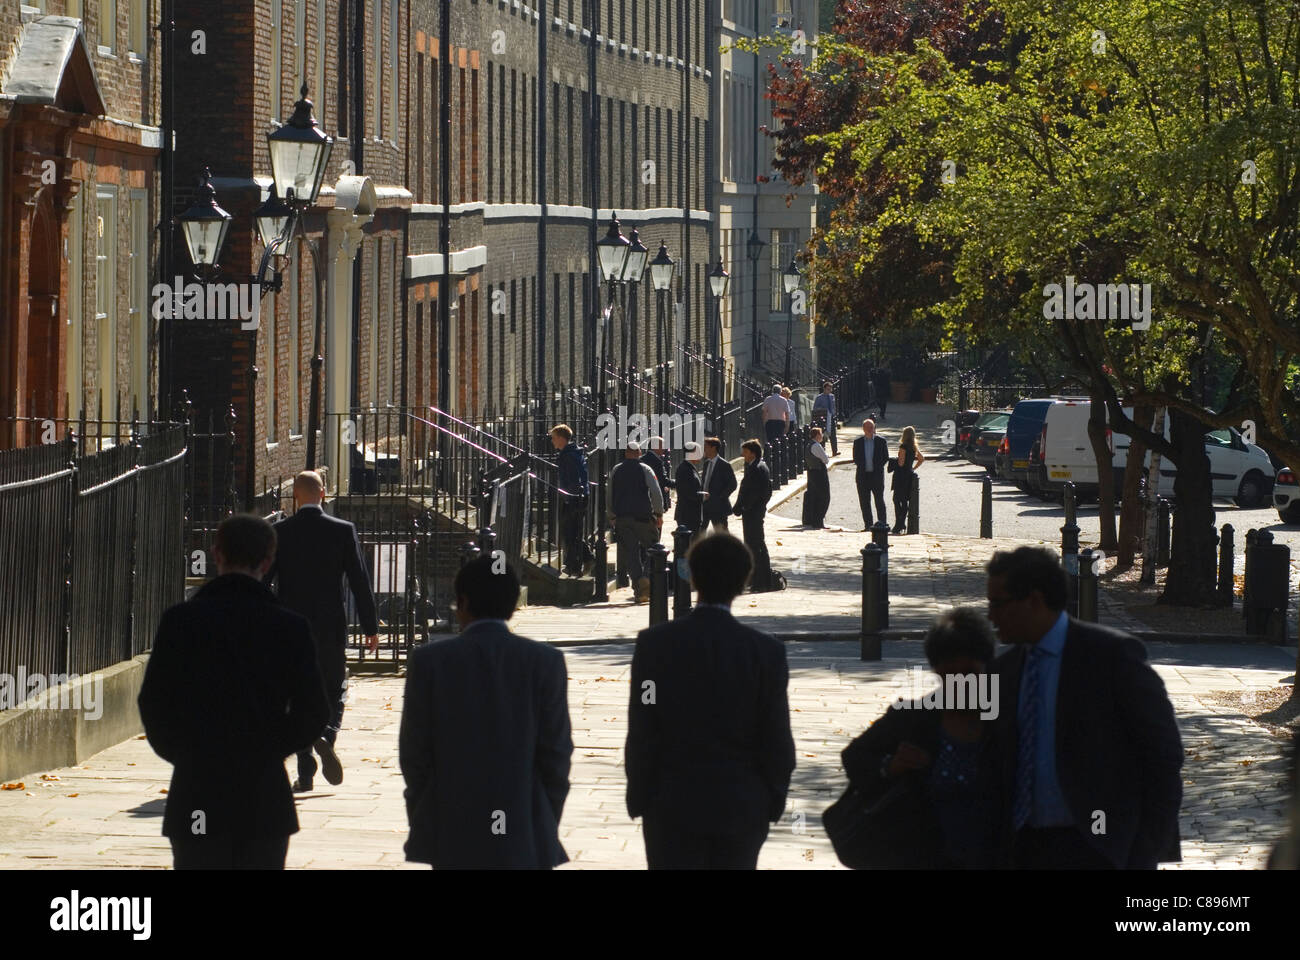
[643,436,672,508]
[626,533,795,868]
[400,555,572,869]
[139,515,329,869]
[267,470,380,792]
[986,546,1183,869]
[699,436,737,535]
[550,423,592,577]
[674,442,705,539]
[852,419,890,530]
[733,439,773,592]
[873,367,891,421]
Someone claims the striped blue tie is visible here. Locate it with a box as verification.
[1012,649,1041,830]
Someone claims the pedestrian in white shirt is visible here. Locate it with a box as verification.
[802,427,831,527]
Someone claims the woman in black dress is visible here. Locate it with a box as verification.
[891,425,924,534]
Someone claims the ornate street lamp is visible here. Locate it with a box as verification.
[177,167,232,274]
[177,84,334,510]
[267,83,335,208]
[649,241,675,414]
[590,215,646,602]
[783,258,802,383]
[708,259,730,413]
[747,229,765,365]
[254,185,293,255]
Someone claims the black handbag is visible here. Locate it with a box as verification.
[823,773,943,869]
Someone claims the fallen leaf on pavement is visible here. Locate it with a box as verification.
[66,794,78,798]
[1,782,24,790]
[39,774,60,781]
[159,788,168,794]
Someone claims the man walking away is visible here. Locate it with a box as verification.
[761,385,789,445]
[267,470,379,792]
[140,515,329,869]
[400,555,572,869]
[781,387,797,433]
[985,547,1183,869]
[852,419,889,531]
[626,533,795,869]
[607,441,664,603]
[675,441,705,540]
[803,427,831,528]
[643,436,672,512]
[733,439,774,592]
[551,424,593,577]
[812,381,838,455]
[873,367,891,421]
[699,437,737,535]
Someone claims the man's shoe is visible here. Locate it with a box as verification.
[292,778,313,793]
[315,738,343,786]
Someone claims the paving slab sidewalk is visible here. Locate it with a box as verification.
[0,635,1292,869]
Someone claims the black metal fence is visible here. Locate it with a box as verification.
[0,421,186,683]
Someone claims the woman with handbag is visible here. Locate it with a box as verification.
[890,425,924,534]
[824,608,1003,869]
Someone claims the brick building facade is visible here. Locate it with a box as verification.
[0,2,161,443]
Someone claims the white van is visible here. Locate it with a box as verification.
[1034,402,1274,507]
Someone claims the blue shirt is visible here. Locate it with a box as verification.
[1019,610,1072,827]
[813,392,836,424]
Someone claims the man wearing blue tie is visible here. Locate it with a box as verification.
[985,547,1183,869]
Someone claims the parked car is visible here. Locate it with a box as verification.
[1274,467,1299,523]
[1017,399,1272,507]
[969,412,1010,472]
[994,434,1013,480]
[1006,398,1082,491]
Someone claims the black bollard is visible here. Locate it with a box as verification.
[477,525,497,557]
[861,543,884,661]
[1156,498,1171,566]
[871,521,891,628]
[1061,485,1080,619]
[647,542,669,625]
[907,473,920,535]
[1243,529,1257,616]
[1077,547,1098,622]
[1063,481,1077,528]
[1217,523,1235,608]
[980,474,993,538]
[671,524,693,619]
[459,540,481,568]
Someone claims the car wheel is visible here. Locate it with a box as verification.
[1280,503,1300,525]
[1235,470,1269,509]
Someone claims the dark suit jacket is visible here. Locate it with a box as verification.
[267,503,379,647]
[853,435,890,491]
[991,618,1184,868]
[700,456,737,521]
[626,607,795,830]
[138,575,329,839]
[733,458,772,518]
[400,620,573,868]
[673,460,703,528]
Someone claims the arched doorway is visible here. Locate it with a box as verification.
[26,195,61,419]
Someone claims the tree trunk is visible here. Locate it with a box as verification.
[1160,407,1218,605]
[1088,381,1117,551]
[1116,402,1152,570]
[1140,407,1164,585]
